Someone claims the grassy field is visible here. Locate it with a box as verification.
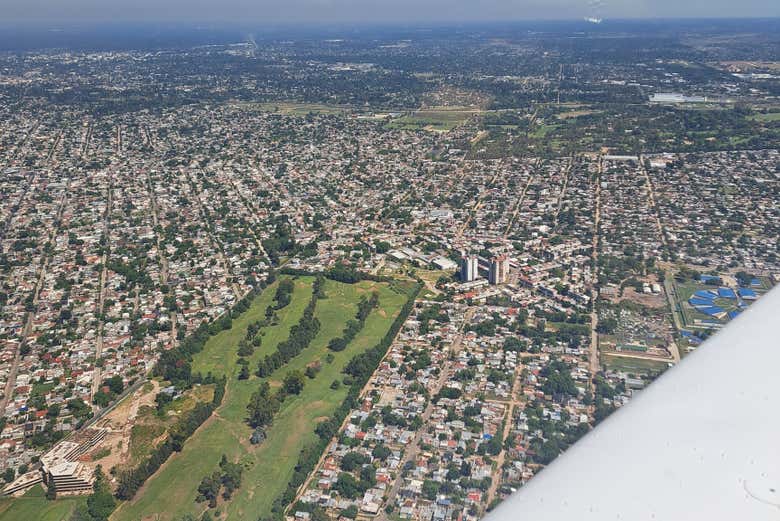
[112,276,410,521]
[0,485,85,521]
[601,353,671,375]
[387,107,479,132]
[749,112,780,122]
[232,101,352,115]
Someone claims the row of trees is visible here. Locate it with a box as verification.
[280,266,392,285]
[155,287,262,386]
[328,291,379,352]
[274,278,295,309]
[262,281,422,520]
[256,287,321,377]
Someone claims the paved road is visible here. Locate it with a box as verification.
[184,169,242,300]
[223,174,270,263]
[146,167,178,346]
[639,154,669,251]
[553,155,576,224]
[503,170,536,240]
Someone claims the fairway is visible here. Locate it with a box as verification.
[231,101,352,115]
[111,276,410,521]
[387,107,479,132]
[0,485,84,521]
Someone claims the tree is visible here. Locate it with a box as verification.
[372,444,391,461]
[359,465,376,488]
[219,455,243,499]
[422,479,440,500]
[93,391,111,407]
[86,467,116,521]
[502,337,528,352]
[283,370,306,395]
[341,451,370,471]
[596,317,618,334]
[238,364,250,380]
[196,472,221,508]
[735,271,753,287]
[103,375,124,395]
[2,468,14,483]
[247,383,281,428]
[68,504,93,521]
[155,391,173,412]
[334,472,361,499]
[304,365,320,379]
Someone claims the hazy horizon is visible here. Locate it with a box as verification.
[2,0,779,25]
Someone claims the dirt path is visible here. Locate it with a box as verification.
[484,356,525,509]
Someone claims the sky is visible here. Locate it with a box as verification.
[1,0,778,24]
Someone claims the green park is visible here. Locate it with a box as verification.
[110,275,414,521]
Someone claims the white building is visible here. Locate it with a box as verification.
[460,254,479,282]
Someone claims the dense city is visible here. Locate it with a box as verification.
[0,19,778,521]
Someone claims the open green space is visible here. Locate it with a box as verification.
[601,353,671,375]
[0,485,85,521]
[749,112,780,122]
[387,108,479,132]
[672,280,719,327]
[232,101,352,115]
[112,276,410,521]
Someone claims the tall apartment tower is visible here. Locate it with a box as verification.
[460,253,479,282]
[489,254,509,285]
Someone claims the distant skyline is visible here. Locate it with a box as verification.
[2,0,779,24]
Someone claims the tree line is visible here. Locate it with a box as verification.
[154,286,264,387]
[114,376,226,501]
[256,283,321,378]
[262,281,422,520]
[327,291,379,352]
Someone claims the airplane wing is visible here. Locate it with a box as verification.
[485,286,780,520]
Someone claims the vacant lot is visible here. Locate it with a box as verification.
[112,276,410,521]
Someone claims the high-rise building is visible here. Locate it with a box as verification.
[460,253,479,282]
[489,254,509,285]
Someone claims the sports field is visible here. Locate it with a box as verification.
[111,275,411,521]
